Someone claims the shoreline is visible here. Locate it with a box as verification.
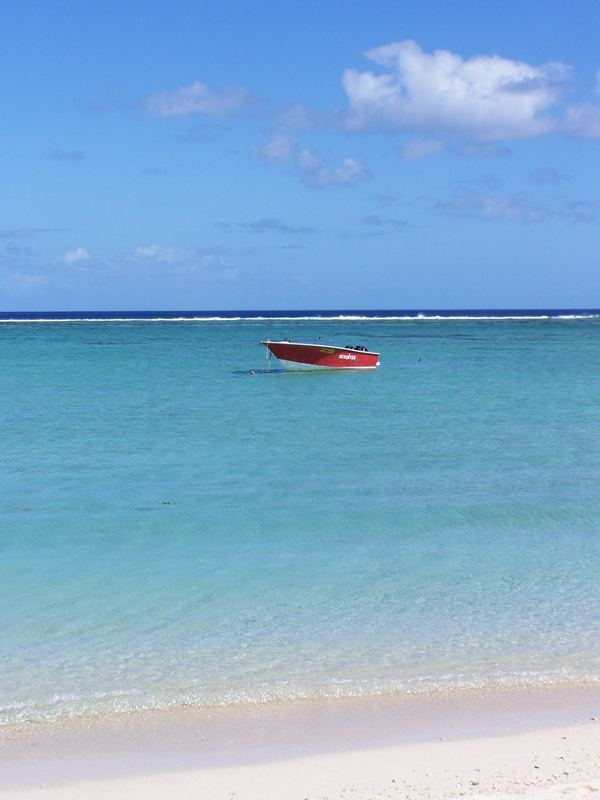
[2,683,600,798]
[4,668,600,728]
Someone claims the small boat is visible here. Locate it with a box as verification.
[261,339,380,370]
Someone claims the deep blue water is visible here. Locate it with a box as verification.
[1,312,599,724]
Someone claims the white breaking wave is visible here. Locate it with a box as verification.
[0,313,599,324]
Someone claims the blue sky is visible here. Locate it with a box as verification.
[1,0,599,310]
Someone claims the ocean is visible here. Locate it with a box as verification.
[1,310,600,725]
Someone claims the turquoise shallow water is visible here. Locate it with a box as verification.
[1,317,600,724]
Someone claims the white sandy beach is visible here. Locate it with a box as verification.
[2,686,600,800]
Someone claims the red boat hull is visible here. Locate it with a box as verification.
[262,341,380,370]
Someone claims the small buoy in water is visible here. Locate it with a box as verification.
[250,370,256,375]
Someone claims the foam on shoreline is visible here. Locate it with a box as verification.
[3,670,600,728]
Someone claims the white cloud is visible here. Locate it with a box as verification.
[254,135,369,189]
[361,214,407,229]
[130,246,233,278]
[437,191,547,222]
[557,67,600,139]
[528,167,570,186]
[563,103,600,139]
[219,265,240,282]
[255,133,295,162]
[276,103,316,129]
[565,199,600,224]
[341,40,568,140]
[297,149,370,188]
[8,271,48,290]
[401,137,446,160]
[0,227,64,239]
[169,257,214,275]
[48,149,85,162]
[59,247,90,264]
[146,81,250,118]
[237,218,316,234]
[133,244,191,264]
[455,141,511,157]
[0,241,36,264]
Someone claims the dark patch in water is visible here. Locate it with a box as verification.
[232,368,287,376]
[86,341,137,346]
